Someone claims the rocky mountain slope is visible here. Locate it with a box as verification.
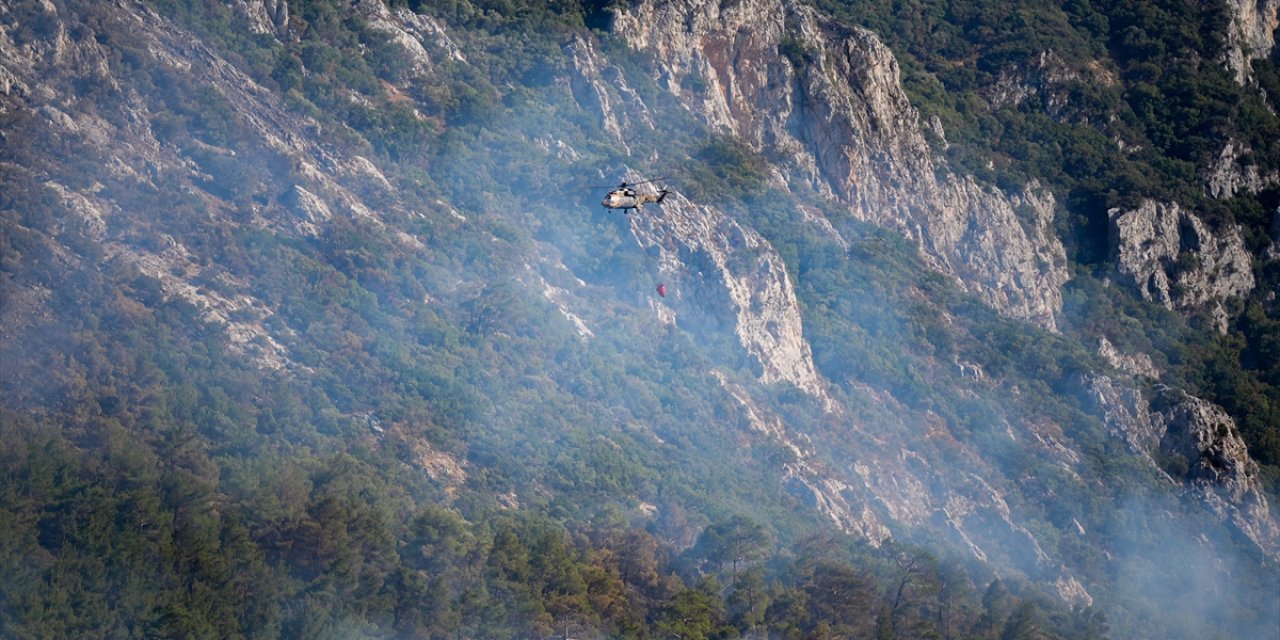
[2,0,1278,637]
[587,0,1279,564]
[609,0,1070,331]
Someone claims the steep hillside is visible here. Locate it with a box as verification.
[1,0,1277,638]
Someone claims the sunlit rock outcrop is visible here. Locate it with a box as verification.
[713,369,1094,607]
[356,0,466,78]
[1155,386,1280,560]
[984,50,1109,116]
[358,0,436,77]
[1097,336,1160,379]
[527,261,595,339]
[1110,200,1254,332]
[1269,208,1280,261]
[1223,0,1279,84]
[565,36,655,155]
[713,372,891,542]
[609,0,1069,331]
[1203,139,1280,199]
[627,188,824,398]
[1081,374,1166,455]
[229,0,290,38]
[1082,376,1280,561]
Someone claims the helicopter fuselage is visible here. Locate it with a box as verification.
[602,189,668,212]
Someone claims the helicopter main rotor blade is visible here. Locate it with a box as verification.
[621,176,668,187]
[581,176,671,190]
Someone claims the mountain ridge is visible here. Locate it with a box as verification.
[1,0,1277,637]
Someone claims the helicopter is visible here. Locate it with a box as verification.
[598,177,671,214]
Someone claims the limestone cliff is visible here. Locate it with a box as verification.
[229,0,290,38]
[626,185,824,398]
[1270,208,1280,261]
[983,50,1114,117]
[1223,0,1279,84]
[565,37,656,156]
[356,0,467,75]
[1109,200,1255,332]
[1083,376,1280,560]
[1198,138,1280,200]
[608,0,1069,331]
[567,0,1275,597]
[1204,139,1280,200]
[1097,336,1160,379]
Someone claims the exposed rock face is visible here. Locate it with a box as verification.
[5,0,1275,624]
[1082,376,1280,560]
[357,0,435,77]
[1269,208,1280,261]
[528,261,595,339]
[1097,336,1160,379]
[1223,0,1279,84]
[1110,200,1255,332]
[717,371,1094,605]
[130,240,295,371]
[575,0,1274,598]
[1080,375,1165,455]
[627,187,825,398]
[713,372,892,543]
[356,0,466,78]
[984,50,1115,118]
[1204,140,1280,199]
[1153,387,1280,560]
[566,37,655,155]
[608,0,1069,331]
[229,0,290,38]
[0,0,432,373]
